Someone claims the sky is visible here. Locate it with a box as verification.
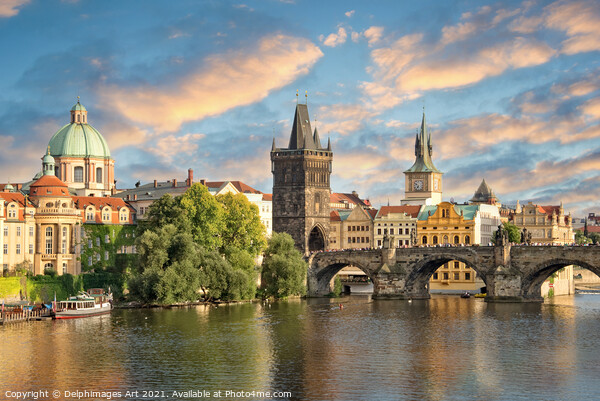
[0,0,599,217]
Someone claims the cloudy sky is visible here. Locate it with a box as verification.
[0,0,599,216]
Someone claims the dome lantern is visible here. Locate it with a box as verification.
[70,97,88,124]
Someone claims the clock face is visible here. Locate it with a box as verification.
[413,180,423,191]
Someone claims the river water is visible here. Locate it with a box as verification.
[1,295,600,401]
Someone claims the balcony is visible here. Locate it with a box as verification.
[37,208,80,216]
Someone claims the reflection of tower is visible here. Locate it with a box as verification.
[271,102,332,254]
[48,100,115,197]
[402,110,443,205]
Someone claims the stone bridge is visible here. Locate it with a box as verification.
[307,245,600,302]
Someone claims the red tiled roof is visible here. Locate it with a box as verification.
[330,192,370,208]
[377,205,421,218]
[74,196,136,212]
[0,192,32,207]
[30,175,68,188]
[367,209,378,219]
[204,181,263,194]
[29,175,70,197]
[586,226,600,233]
[262,193,272,201]
[330,210,341,221]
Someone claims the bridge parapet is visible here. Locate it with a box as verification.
[307,245,600,302]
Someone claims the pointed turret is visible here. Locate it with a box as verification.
[327,137,331,151]
[470,178,500,205]
[271,137,276,151]
[288,104,316,150]
[404,110,441,173]
[313,127,322,149]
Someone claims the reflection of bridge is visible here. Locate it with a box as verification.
[307,244,600,302]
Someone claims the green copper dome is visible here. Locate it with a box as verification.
[48,102,111,159]
[71,102,87,112]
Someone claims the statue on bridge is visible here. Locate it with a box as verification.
[410,228,417,247]
[521,228,532,245]
[496,224,509,246]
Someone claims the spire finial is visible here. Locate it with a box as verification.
[305,90,308,105]
[296,89,298,104]
[77,95,80,103]
[47,146,51,155]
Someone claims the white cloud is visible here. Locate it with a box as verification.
[345,10,355,18]
[323,27,347,47]
[363,26,384,46]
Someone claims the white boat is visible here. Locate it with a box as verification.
[54,288,113,319]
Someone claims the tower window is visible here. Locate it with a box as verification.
[96,167,102,183]
[74,166,84,183]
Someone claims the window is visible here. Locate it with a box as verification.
[88,256,92,266]
[86,208,94,221]
[96,237,100,246]
[29,244,33,254]
[3,227,7,236]
[8,208,16,218]
[465,272,471,280]
[105,234,109,243]
[390,228,394,235]
[15,227,21,237]
[102,208,110,222]
[432,236,438,245]
[74,166,84,182]
[29,226,34,237]
[120,209,128,222]
[443,272,449,280]
[454,235,459,244]
[45,227,53,254]
[422,236,428,245]
[3,244,7,254]
[16,244,20,254]
[454,273,460,280]
[62,263,67,275]
[454,261,460,269]
[96,167,102,183]
[44,262,53,270]
[465,235,471,245]
[104,251,109,260]
[378,229,381,235]
[88,239,92,248]
[405,228,409,235]
[433,273,439,280]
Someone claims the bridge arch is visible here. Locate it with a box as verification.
[307,252,380,296]
[308,224,327,252]
[522,258,600,299]
[404,252,489,299]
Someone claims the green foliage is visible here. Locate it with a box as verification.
[0,277,22,299]
[492,222,522,244]
[179,183,225,249]
[261,232,307,299]
[574,229,600,245]
[81,224,137,272]
[217,192,266,257]
[332,276,342,297]
[138,194,189,235]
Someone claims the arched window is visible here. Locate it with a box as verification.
[454,235,460,244]
[422,236,428,244]
[62,227,68,254]
[119,208,128,222]
[465,235,471,245]
[44,262,53,270]
[74,166,84,183]
[102,207,111,222]
[96,167,102,183]
[443,235,449,244]
[432,235,439,245]
[45,227,53,254]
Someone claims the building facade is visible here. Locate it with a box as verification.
[510,202,574,244]
[271,103,332,254]
[329,207,376,250]
[373,206,420,248]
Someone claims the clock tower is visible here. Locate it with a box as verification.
[401,110,443,205]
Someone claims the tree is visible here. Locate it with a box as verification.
[217,192,266,257]
[575,230,591,245]
[179,183,225,249]
[138,194,189,235]
[492,222,521,244]
[261,232,307,299]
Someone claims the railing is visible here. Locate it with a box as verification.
[0,309,53,324]
[37,208,80,216]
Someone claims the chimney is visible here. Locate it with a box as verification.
[187,169,193,186]
[200,179,206,185]
[173,179,177,187]
[154,180,157,188]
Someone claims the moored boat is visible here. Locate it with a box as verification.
[54,288,112,319]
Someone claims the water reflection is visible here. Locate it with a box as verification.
[1,296,600,401]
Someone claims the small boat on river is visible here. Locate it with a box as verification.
[54,288,112,319]
[460,292,471,299]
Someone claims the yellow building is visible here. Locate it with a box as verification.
[418,202,487,293]
[329,206,376,250]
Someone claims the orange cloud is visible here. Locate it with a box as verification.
[99,34,323,133]
[316,104,377,135]
[545,0,600,54]
[580,98,600,120]
[0,0,30,18]
[363,26,384,46]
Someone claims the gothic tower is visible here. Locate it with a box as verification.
[271,103,333,254]
[402,110,443,205]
